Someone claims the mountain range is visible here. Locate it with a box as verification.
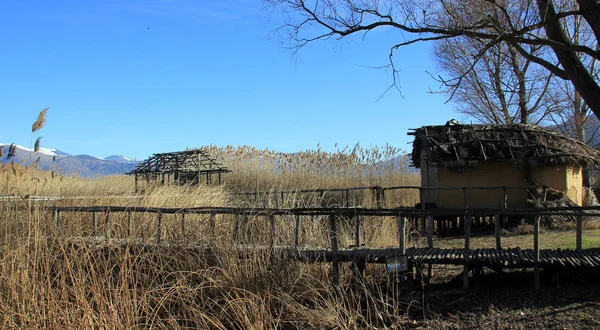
[0,143,140,177]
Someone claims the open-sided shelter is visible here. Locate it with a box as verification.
[410,124,600,208]
[128,149,230,192]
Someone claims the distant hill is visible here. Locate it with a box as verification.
[0,143,139,177]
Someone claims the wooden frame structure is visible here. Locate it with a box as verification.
[127,149,230,192]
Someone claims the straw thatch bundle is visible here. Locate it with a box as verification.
[410,124,600,169]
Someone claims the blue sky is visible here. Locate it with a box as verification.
[1,0,454,160]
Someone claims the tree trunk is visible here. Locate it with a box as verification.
[537,0,600,121]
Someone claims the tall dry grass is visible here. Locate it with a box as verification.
[0,144,422,328]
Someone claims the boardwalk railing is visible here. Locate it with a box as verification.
[49,204,600,290]
[234,184,547,208]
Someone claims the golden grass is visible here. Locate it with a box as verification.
[0,145,424,328]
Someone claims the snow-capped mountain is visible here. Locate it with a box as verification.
[0,143,139,177]
[104,155,138,163]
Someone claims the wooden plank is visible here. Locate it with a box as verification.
[534,215,540,291]
[494,214,502,250]
[463,213,471,289]
[329,214,339,285]
[576,215,583,251]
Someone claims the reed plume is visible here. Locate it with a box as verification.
[34,137,42,153]
[7,144,16,160]
[0,146,3,158]
[32,108,49,132]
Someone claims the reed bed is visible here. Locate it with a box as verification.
[0,144,426,328]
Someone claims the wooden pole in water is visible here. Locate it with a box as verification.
[329,214,339,285]
[576,214,583,251]
[534,215,540,292]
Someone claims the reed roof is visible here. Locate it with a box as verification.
[409,124,600,169]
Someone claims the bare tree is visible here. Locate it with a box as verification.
[434,36,553,124]
[265,0,600,120]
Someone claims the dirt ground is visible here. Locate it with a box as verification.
[390,268,600,329]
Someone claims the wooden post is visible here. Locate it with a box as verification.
[54,209,60,233]
[105,211,111,244]
[209,212,216,236]
[344,190,349,208]
[269,213,275,248]
[156,213,163,244]
[329,214,339,285]
[233,213,240,243]
[534,215,540,291]
[181,213,186,238]
[427,215,434,248]
[355,213,361,247]
[576,214,583,251]
[294,215,301,247]
[398,215,406,255]
[376,187,383,208]
[127,211,132,237]
[503,187,508,227]
[494,214,502,250]
[93,212,98,237]
[427,215,434,281]
[463,213,471,289]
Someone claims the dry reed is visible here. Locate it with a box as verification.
[31,108,48,132]
[0,144,424,328]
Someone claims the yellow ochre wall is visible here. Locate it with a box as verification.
[535,165,582,205]
[427,161,583,208]
[436,162,527,209]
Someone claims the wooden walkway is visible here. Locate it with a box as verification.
[48,205,600,290]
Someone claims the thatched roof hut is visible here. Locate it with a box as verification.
[409,124,600,208]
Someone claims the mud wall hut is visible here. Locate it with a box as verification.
[409,124,600,208]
